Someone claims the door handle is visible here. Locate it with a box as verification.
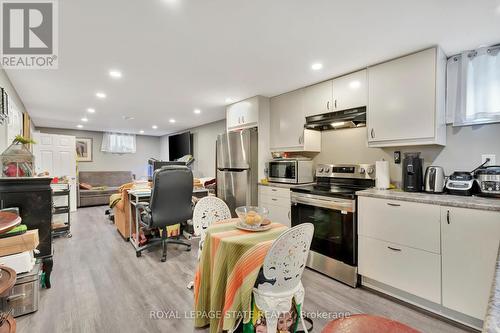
[370,128,375,139]
[388,246,402,252]
[288,210,291,220]
[387,203,401,207]
[446,210,450,224]
[327,101,330,110]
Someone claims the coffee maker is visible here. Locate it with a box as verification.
[402,152,424,192]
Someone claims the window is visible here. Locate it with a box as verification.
[447,45,500,126]
[101,132,136,154]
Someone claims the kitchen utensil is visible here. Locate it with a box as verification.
[475,166,500,197]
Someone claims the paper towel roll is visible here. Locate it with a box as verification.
[376,160,390,189]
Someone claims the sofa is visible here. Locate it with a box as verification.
[78,171,134,207]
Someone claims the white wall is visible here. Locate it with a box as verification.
[0,69,28,152]
[161,119,226,178]
[38,127,161,179]
[314,123,500,185]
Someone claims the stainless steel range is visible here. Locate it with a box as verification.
[290,164,375,287]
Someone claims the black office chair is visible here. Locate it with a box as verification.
[136,166,192,262]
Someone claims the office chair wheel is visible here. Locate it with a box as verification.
[136,251,141,257]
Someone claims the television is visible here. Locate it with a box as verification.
[168,132,193,161]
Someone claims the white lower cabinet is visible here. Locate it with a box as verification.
[441,206,500,319]
[359,236,441,303]
[258,186,291,228]
[358,196,500,325]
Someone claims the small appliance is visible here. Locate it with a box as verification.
[290,163,375,288]
[445,171,477,196]
[266,158,313,184]
[424,166,446,193]
[475,166,500,198]
[402,152,424,192]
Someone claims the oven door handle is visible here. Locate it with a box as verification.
[291,196,354,212]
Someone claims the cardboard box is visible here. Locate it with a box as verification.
[0,230,39,257]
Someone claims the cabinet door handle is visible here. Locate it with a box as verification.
[242,116,245,123]
[334,99,337,109]
[388,246,402,252]
[370,128,375,139]
[271,198,278,201]
[446,210,450,224]
[387,203,401,207]
[271,189,277,192]
[327,101,330,110]
[288,211,291,220]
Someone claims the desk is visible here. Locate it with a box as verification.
[127,188,209,252]
[194,218,287,333]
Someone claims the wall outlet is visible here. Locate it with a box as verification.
[482,154,496,165]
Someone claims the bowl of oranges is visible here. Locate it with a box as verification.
[235,206,270,229]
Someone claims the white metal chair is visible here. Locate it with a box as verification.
[187,196,231,289]
[252,223,314,333]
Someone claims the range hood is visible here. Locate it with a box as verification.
[305,106,366,131]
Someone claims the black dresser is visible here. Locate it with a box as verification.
[0,177,54,286]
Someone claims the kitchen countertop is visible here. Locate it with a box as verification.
[356,188,500,212]
[258,182,315,189]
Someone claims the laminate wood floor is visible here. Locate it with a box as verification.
[17,206,473,333]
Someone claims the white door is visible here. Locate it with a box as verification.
[441,206,500,319]
[332,69,367,111]
[33,133,77,212]
[367,48,436,142]
[303,80,333,116]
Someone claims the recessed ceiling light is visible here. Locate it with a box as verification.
[123,116,135,121]
[109,70,122,79]
[225,98,234,104]
[81,117,88,122]
[87,108,96,113]
[194,109,201,114]
[96,92,107,99]
[169,119,176,123]
[152,125,158,129]
[311,63,323,71]
[76,124,83,129]
[139,130,144,134]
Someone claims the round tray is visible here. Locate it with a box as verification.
[236,221,272,232]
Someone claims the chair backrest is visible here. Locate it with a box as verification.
[256,223,314,294]
[193,196,232,237]
[149,166,193,228]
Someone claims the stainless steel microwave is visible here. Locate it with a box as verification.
[266,159,314,184]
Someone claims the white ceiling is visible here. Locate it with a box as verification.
[6,0,500,136]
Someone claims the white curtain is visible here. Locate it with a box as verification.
[447,45,500,126]
[101,132,136,154]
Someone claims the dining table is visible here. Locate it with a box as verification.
[194,218,288,333]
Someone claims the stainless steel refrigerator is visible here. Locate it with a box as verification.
[216,128,258,216]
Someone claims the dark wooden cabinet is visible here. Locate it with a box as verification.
[0,177,53,258]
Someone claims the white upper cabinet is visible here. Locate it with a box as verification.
[270,89,321,152]
[302,80,333,116]
[441,206,500,320]
[332,69,367,111]
[226,96,260,130]
[367,47,446,147]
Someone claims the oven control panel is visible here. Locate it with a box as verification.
[316,164,376,179]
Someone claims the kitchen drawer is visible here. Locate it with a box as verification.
[260,193,290,207]
[358,197,440,253]
[359,236,441,303]
[259,186,291,200]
